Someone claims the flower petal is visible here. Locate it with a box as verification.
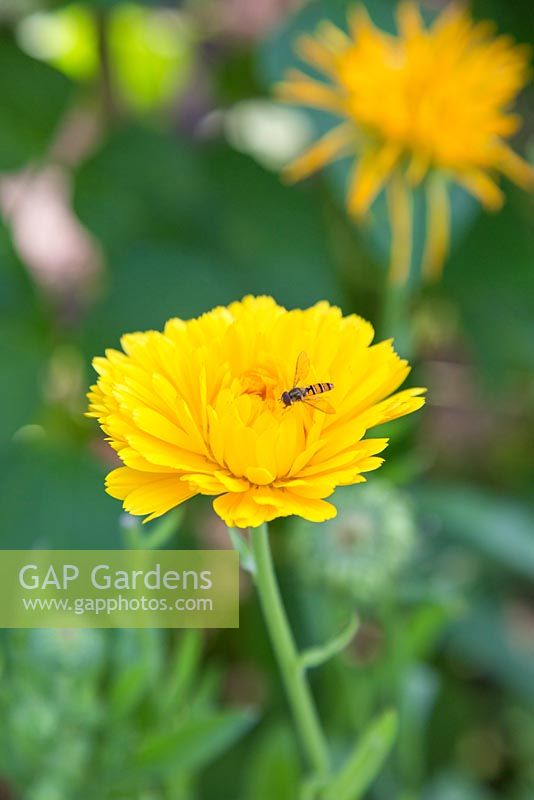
[347,144,401,217]
[282,122,355,183]
[106,467,197,522]
[88,297,426,528]
[276,70,347,114]
[497,144,534,191]
[457,170,504,210]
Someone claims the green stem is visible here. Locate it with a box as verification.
[94,9,119,125]
[380,170,414,357]
[249,523,330,780]
[379,280,412,357]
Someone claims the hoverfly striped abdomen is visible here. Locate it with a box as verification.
[305,382,334,396]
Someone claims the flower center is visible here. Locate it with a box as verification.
[240,367,280,403]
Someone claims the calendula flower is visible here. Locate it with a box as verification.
[87,296,425,528]
[277,2,534,281]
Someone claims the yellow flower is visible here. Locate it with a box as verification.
[87,296,425,528]
[277,2,533,281]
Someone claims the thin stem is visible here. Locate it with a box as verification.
[379,171,414,355]
[387,170,413,287]
[379,279,412,357]
[94,9,119,125]
[249,523,330,780]
[421,173,450,282]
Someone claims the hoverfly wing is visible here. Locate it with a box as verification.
[303,396,336,415]
[293,351,311,387]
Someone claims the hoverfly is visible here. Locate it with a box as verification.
[281,351,335,414]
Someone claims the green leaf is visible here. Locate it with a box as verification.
[400,604,460,663]
[0,220,42,324]
[0,322,47,445]
[414,484,534,579]
[241,724,300,800]
[108,629,164,716]
[109,662,151,719]
[0,222,50,444]
[0,438,120,549]
[324,709,398,800]
[74,127,343,356]
[398,666,440,788]
[163,630,203,711]
[81,240,244,356]
[0,34,72,170]
[472,0,534,42]
[74,127,209,261]
[145,508,184,548]
[135,710,256,774]
[447,599,534,703]
[421,769,498,800]
[111,628,164,679]
[299,615,358,671]
[443,189,534,388]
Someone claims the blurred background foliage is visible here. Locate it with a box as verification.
[0,0,533,797]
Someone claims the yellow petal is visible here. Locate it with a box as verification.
[316,20,351,52]
[406,153,430,186]
[213,491,275,528]
[396,1,423,38]
[296,33,339,76]
[276,70,347,114]
[88,297,427,526]
[246,466,275,486]
[126,431,213,472]
[282,122,355,183]
[348,5,377,41]
[132,407,193,449]
[457,170,504,210]
[106,467,197,522]
[347,144,401,218]
[214,471,250,492]
[277,491,337,523]
[358,388,427,428]
[497,144,534,191]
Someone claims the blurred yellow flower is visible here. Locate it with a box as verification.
[87,296,425,528]
[277,2,533,281]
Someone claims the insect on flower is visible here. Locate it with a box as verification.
[281,351,335,414]
[87,296,426,528]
